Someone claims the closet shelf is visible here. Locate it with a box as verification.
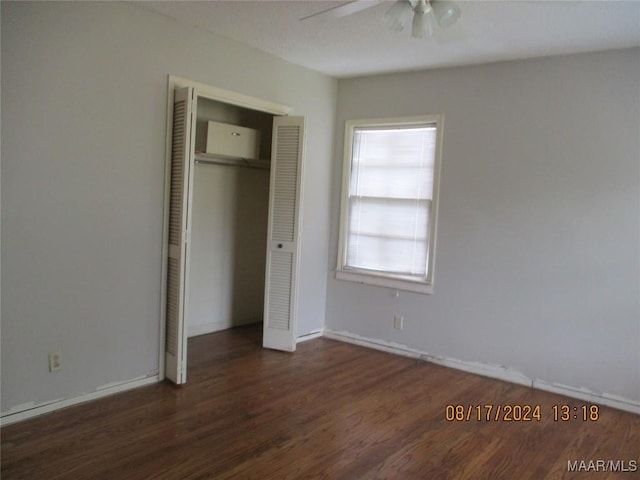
[194,152,270,170]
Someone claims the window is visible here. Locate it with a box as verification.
[336,115,443,294]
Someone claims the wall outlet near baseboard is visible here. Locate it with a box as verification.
[394,315,404,330]
[49,352,62,372]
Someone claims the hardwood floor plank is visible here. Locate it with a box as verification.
[2,324,639,479]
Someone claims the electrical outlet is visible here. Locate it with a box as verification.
[49,352,62,372]
[394,315,404,330]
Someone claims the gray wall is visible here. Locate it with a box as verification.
[188,163,270,337]
[1,1,335,414]
[327,49,640,403]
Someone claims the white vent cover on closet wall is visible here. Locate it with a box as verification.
[204,121,260,160]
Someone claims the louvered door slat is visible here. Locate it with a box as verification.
[169,102,186,246]
[272,126,300,242]
[267,251,293,330]
[166,257,181,355]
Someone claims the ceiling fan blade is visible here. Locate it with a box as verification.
[300,0,386,22]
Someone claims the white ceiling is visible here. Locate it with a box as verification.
[140,0,640,78]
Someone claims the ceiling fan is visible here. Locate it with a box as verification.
[301,0,462,39]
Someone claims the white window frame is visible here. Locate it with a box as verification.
[336,115,444,295]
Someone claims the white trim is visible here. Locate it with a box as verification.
[335,270,434,294]
[531,380,640,416]
[169,75,292,116]
[296,329,324,343]
[188,319,260,338]
[159,77,172,381]
[4,330,637,426]
[0,375,159,426]
[188,323,224,338]
[336,114,444,295]
[323,329,640,415]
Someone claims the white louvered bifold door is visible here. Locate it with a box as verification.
[165,86,196,384]
[263,116,306,351]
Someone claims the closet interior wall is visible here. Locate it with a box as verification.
[187,97,274,337]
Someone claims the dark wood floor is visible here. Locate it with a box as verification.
[2,324,639,479]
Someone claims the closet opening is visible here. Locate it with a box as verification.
[162,76,304,384]
[186,97,275,347]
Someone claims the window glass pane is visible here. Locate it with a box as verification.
[348,198,430,276]
[347,235,428,275]
[351,127,436,199]
[349,197,429,241]
[345,123,436,278]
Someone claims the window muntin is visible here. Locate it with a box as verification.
[337,116,442,294]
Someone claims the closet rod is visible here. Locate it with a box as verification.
[194,156,270,170]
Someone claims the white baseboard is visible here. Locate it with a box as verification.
[296,329,324,343]
[5,330,637,426]
[188,322,224,337]
[188,318,260,338]
[0,375,159,426]
[531,380,640,415]
[323,329,640,416]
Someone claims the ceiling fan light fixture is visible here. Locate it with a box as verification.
[432,0,461,28]
[411,8,434,39]
[384,0,413,32]
[385,0,458,39]
[414,0,432,15]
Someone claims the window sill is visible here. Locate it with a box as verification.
[335,269,434,295]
